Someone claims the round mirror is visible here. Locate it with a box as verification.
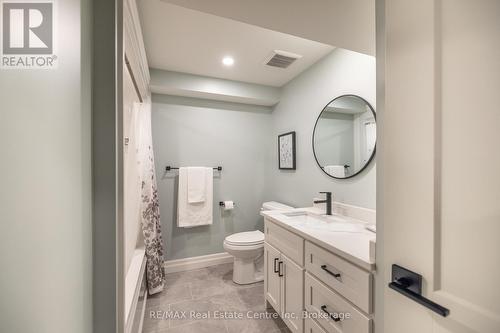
[313,95,376,179]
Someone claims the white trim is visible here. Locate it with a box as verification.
[137,290,147,333]
[125,248,146,333]
[124,0,150,99]
[164,252,234,274]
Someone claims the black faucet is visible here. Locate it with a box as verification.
[314,192,332,215]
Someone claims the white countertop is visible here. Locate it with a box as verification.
[262,207,376,271]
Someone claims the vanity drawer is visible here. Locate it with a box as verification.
[265,218,304,266]
[305,241,372,313]
[305,318,328,333]
[305,273,372,333]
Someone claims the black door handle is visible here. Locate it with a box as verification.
[320,305,340,322]
[388,264,450,317]
[273,258,279,273]
[278,261,284,277]
[321,264,341,278]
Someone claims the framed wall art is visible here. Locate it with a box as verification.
[278,131,296,170]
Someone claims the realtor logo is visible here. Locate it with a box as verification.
[1,0,57,69]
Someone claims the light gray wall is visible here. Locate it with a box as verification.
[269,48,376,209]
[152,95,273,260]
[0,0,92,332]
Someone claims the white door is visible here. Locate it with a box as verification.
[265,243,281,312]
[380,1,500,333]
[281,254,304,333]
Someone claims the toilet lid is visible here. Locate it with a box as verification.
[262,201,294,211]
[225,230,264,246]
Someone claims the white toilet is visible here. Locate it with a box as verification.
[223,201,293,285]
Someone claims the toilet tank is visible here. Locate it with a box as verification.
[261,201,294,211]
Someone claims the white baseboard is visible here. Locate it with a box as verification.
[164,252,234,274]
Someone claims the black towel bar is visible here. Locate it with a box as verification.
[165,166,222,172]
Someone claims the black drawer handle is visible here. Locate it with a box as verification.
[320,305,340,322]
[278,261,283,277]
[388,264,450,317]
[273,258,279,273]
[321,265,341,278]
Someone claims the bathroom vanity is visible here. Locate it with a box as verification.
[262,207,376,333]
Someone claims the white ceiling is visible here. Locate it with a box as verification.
[161,0,375,56]
[137,1,334,87]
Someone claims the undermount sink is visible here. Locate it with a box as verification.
[282,211,309,217]
[281,211,365,233]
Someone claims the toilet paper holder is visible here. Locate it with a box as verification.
[219,201,236,207]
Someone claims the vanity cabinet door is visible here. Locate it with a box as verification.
[281,254,304,333]
[264,243,281,312]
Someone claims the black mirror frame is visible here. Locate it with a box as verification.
[312,94,377,180]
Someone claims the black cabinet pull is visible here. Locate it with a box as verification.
[278,261,284,277]
[321,265,341,278]
[273,258,279,273]
[388,264,450,317]
[320,305,340,322]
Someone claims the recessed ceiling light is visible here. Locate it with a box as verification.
[222,56,234,66]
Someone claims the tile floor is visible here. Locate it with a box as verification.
[143,263,291,333]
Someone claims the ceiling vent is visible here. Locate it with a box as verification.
[264,50,302,69]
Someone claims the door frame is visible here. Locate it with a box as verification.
[374,0,387,331]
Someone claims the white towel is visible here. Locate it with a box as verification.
[187,167,206,203]
[177,167,213,228]
[324,165,345,178]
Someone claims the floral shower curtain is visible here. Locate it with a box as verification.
[136,99,166,295]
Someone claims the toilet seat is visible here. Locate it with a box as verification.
[224,230,264,246]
